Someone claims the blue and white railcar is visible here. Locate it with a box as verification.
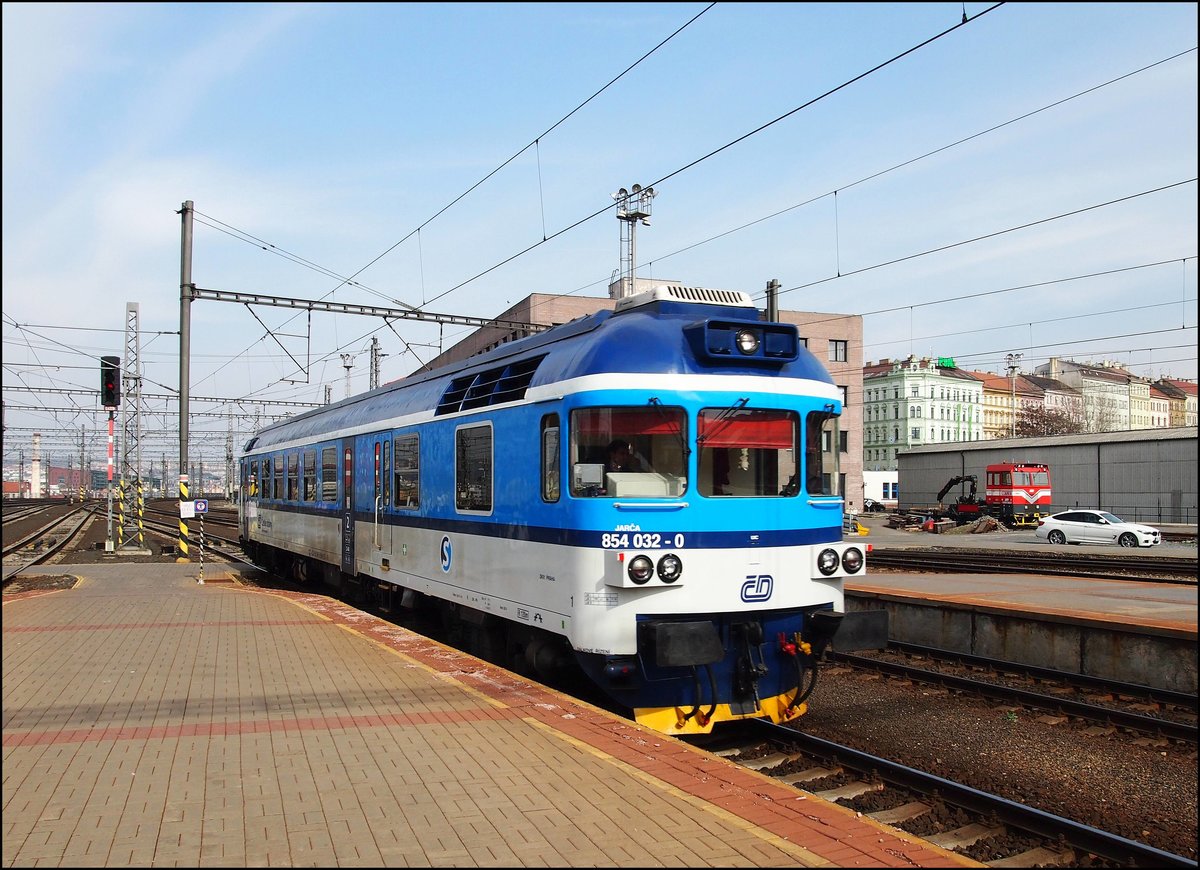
[238,285,885,735]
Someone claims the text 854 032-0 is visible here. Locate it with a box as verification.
[601,532,683,549]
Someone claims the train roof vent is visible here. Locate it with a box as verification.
[435,354,545,415]
[613,284,756,314]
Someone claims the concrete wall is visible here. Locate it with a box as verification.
[844,593,1197,693]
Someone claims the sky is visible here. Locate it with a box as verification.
[2,2,1197,474]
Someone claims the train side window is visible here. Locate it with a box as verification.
[287,453,299,501]
[541,415,560,503]
[321,447,338,502]
[373,441,382,503]
[393,434,419,509]
[455,424,492,513]
[804,410,840,496]
[274,456,284,500]
[303,450,316,501]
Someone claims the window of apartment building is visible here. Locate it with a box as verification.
[911,427,920,440]
[911,386,919,397]
[828,340,847,363]
[839,385,848,406]
[839,431,848,453]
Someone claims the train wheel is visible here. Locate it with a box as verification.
[1047,530,1066,545]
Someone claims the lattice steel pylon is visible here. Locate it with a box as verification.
[225,419,234,500]
[119,302,145,549]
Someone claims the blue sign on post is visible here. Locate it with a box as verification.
[194,498,209,513]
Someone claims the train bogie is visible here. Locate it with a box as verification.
[238,285,887,735]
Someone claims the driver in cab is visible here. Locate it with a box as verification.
[606,439,646,473]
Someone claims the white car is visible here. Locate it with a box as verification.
[1035,510,1161,548]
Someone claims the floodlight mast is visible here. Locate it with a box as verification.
[611,184,656,298]
[1006,352,1023,437]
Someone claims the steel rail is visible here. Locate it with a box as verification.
[883,640,1198,711]
[867,548,1197,583]
[828,650,1197,743]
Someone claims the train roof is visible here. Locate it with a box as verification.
[244,285,835,452]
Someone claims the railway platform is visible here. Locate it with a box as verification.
[2,563,978,868]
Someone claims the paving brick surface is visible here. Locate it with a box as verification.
[3,564,979,867]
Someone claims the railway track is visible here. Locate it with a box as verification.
[867,547,1197,582]
[829,643,1197,744]
[697,719,1196,868]
[2,504,98,582]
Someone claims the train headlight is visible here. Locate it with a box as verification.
[735,329,760,355]
[841,547,864,574]
[628,555,654,585]
[657,553,682,583]
[817,548,840,576]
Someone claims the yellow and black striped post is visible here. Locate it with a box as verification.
[136,481,145,550]
[117,480,126,547]
[177,474,191,562]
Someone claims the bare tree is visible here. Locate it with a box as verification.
[1015,405,1086,437]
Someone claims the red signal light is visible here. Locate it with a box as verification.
[100,356,121,407]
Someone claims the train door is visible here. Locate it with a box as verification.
[340,437,355,575]
[372,436,392,563]
[239,457,257,541]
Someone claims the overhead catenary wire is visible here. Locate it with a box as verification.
[7,2,1190,434]
[194,5,1187,396]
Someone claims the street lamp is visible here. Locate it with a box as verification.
[1005,353,1023,437]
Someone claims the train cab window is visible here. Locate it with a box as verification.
[320,447,338,502]
[804,410,840,497]
[303,450,316,501]
[287,454,299,500]
[455,424,492,513]
[541,415,560,503]
[569,406,687,497]
[393,434,419,509]
[697,407,797,497]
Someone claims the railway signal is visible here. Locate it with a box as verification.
[100,356,121,408]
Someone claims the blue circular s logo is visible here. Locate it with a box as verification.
[440,536,452,573]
